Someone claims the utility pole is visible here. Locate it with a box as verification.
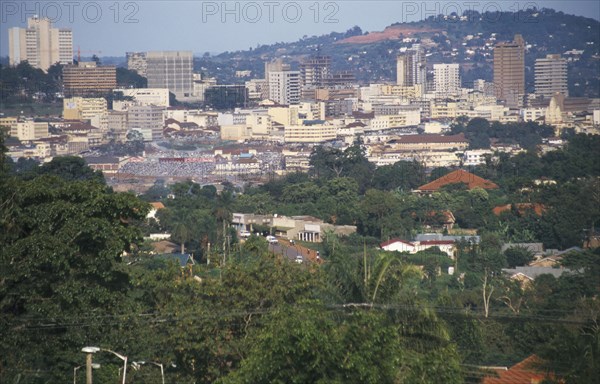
[85,352,93,384]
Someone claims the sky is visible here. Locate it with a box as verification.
[1,1,599,57]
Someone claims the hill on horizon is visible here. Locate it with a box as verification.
[193,7,599,97]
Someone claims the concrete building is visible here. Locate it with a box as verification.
[9,16,72,71]
[127,105,165,141]
[396,44,427,86]
[493,34,525,108]
[300,55,331,88]
[10,121,49,141]
[126,52,147,77]
[535,54,568,99]
[63,62,117,97]
[63,97,107,120]
[284,122,337,143]
[268,71,301,105]
[63,97,108,133]
[146,51,193,100]
[433,63,461,98]
[107,111,129,142]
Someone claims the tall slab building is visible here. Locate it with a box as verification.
[535,54,568,98]
[9,16,73,72]
[146,51,193,100]
[396,44,427,87]
[493,34,525,108]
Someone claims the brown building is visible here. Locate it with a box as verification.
[493,34,525,108]
[63,62,117,97]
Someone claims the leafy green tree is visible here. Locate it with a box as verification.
[504,246,534,268]
[37,156,105,182]
[0,175,148,383]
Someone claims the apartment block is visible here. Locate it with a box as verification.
[11,121,49,141]
[126,52,147,77]
[434,63,461,98]
[268,71,301,105]
[127,105,165,141]
[9,16,72,71]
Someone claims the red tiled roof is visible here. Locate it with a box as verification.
[482,355,558,384]
[417,169,499,191]
[380,238,414,248]
[150,202,165,210]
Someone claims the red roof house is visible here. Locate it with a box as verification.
[482,355,560,384]
[416,169,499,192]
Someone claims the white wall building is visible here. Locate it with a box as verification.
[9,16,72,71]
[433,63,461,98]
[268,71,300,105]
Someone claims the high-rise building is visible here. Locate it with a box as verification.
[269,71,301,105]
[300,55,331,88]
[396,44,426,86]
[126,52,147,77]
[63,62,117,97]
[8,16,73,71]
[146,51,193,100]
[535,54,568,98]
[493,34,525,108]
[433,64,461,97]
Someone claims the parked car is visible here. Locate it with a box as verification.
[240,230,251,238]
[266,235,278,244]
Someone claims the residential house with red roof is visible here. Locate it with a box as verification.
[415,169,499,192]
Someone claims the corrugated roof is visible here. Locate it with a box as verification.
[380,238,414,248]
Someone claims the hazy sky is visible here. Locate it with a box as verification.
[1,1,599,57]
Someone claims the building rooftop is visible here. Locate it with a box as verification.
[416,169,499,192]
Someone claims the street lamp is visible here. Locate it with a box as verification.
[74,363,99,384]
[82,347,128,384]
[132,361,165,384]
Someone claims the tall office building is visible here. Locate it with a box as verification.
[433,64,461,97]
[126,52,147,77]
[396,44,426,86]
[146,51,193,100]
[8,16,73,72]
[493,34,525,108]
[300,55,331,88]
[269,71,301,105]
[63,62,117,97]
[535,54,568,98]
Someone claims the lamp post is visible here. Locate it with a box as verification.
[133,361,165,384]
[74,363,100,384]
[82,347,128,384]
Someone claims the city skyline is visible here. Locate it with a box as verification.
[1,1,599,58]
